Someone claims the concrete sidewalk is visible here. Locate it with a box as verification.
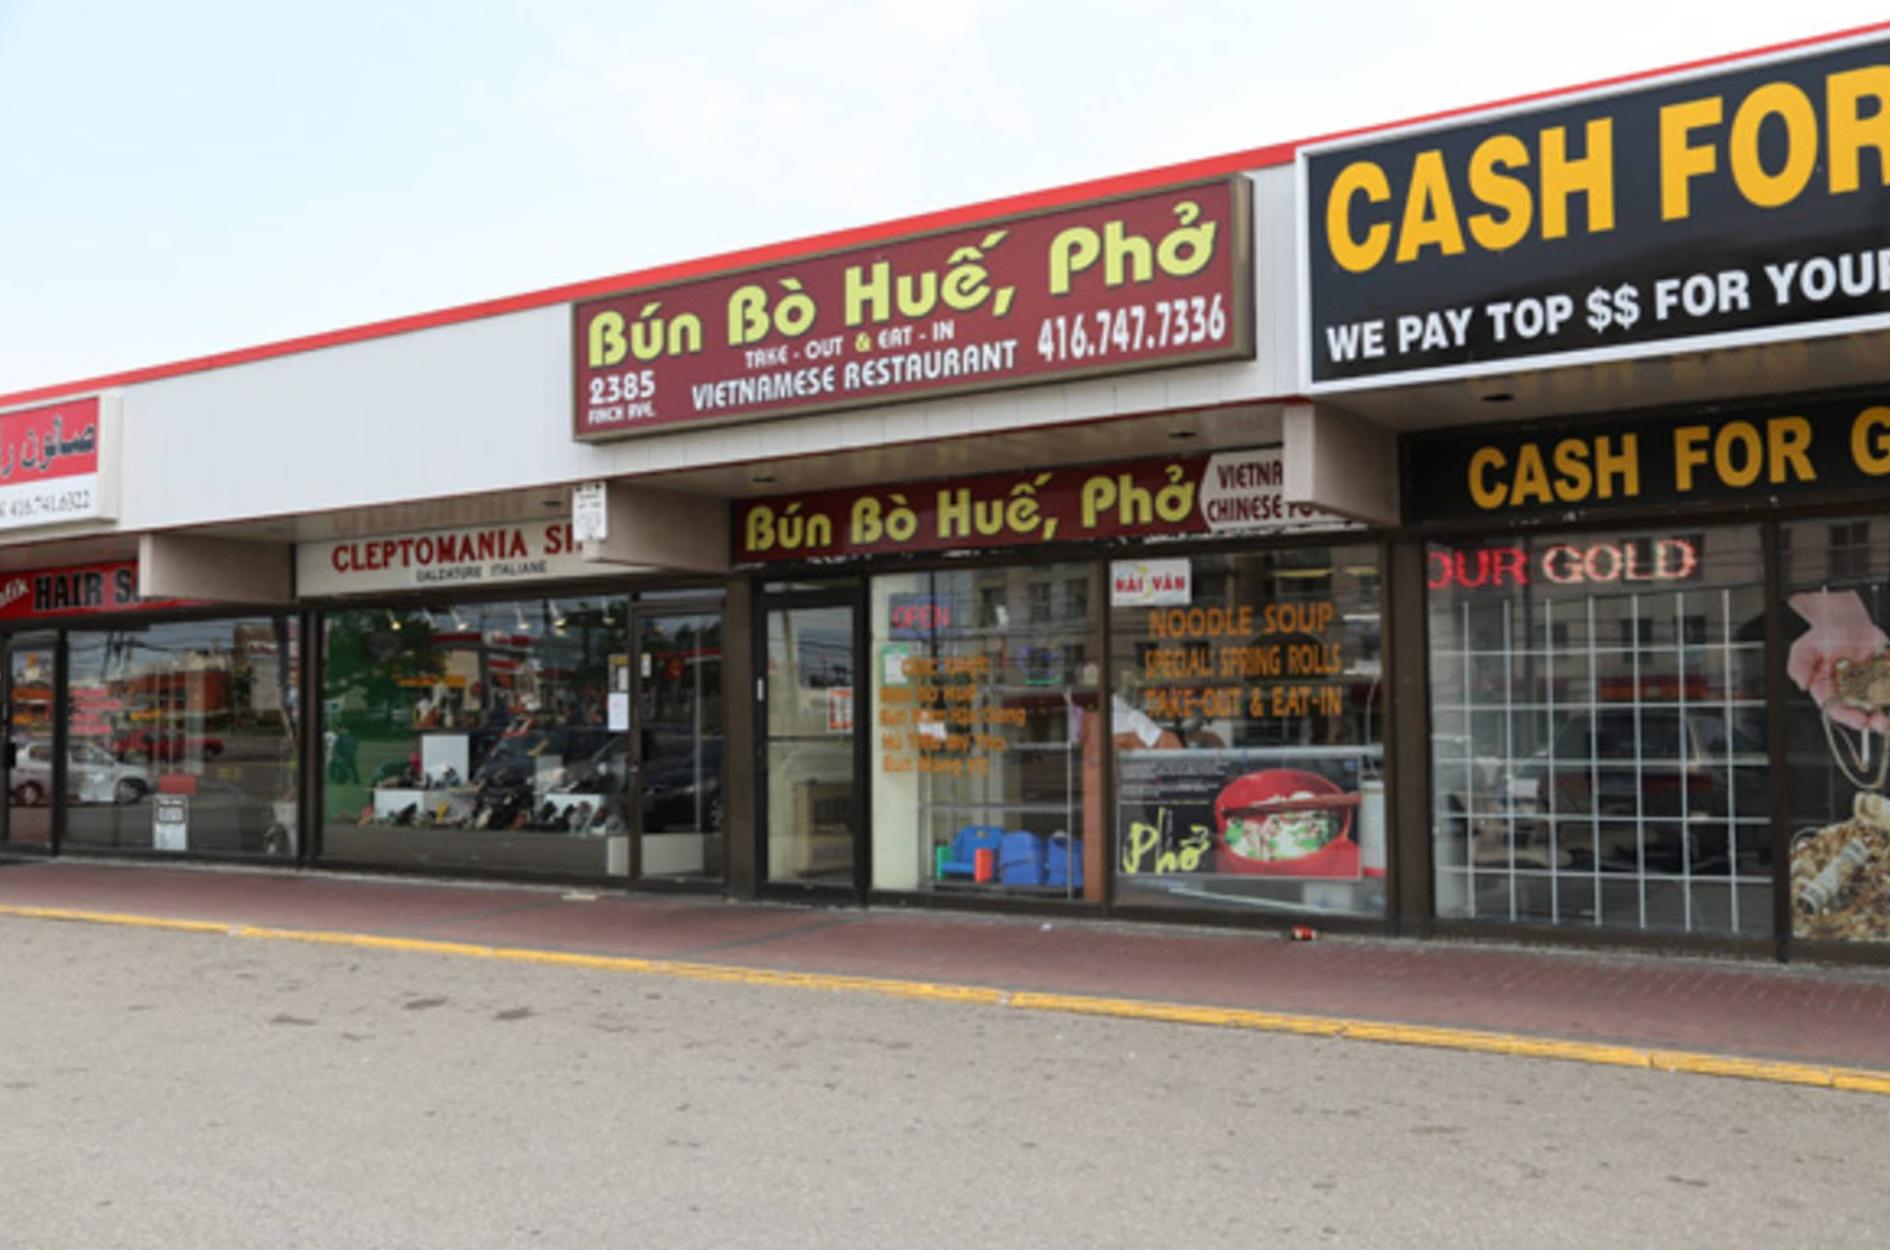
[5,858,1890,1076]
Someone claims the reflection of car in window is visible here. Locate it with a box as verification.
[10,740,152,805]
[472,727,615,789]
[108,729,226,763]
[640,732,722,832]
[1446,709,1768,874]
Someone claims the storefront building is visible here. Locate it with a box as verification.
[6,25,1890,961]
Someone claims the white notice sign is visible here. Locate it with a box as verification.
[1110,558,1192,607]
[572,481,609,543]
[152,794,189,852]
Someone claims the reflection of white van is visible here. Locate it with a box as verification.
[9,741,152,806]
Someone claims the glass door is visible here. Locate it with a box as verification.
[3,633,58,851]
[632,609,724,883]
[762,598,861,890]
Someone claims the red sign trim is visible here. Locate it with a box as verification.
[0,560,182,623]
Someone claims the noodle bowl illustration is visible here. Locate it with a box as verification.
[1212,768,1360,877]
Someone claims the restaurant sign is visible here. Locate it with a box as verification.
[299,521,607,595]
[0,396,117,531]
[735,447,1341,564]
[575,178,1252,439]
[1303,34,1890,388]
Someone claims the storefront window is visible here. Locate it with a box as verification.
[1428,526,1770,935]
[1783,518,1890,943]
[635,611,724,881]
[766,604,857,886]
[869,564,1101,899]
[321,597,629,876]
[1108,547,1384,916]
[4,635,56,848]
[64,618,300,856]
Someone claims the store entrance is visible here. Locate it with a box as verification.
[760,592,863,894]
[630,608,724,883]
[2,633,56,851]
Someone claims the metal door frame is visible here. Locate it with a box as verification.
[754,586,868,901]
[627,601,727,889]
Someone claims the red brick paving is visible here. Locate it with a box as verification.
[5,859,1890,1070]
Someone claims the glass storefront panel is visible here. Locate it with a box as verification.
[321,597,629,876]
[1783,516,1890,943]
[635,611,724,881]
[868,564,1101,899]
[64,618,300,856]
[4,634,57,848]
[1428,526,1770,936]
[1109,547,1385,917]
[765,604,856,886]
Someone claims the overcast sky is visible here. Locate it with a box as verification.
[2,1,1885,397]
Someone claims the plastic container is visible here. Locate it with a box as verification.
[1045,833,1083,889]
[999,831,1046,885]
[937,826,1004,879]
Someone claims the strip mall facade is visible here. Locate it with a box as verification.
[7,26,1890,961]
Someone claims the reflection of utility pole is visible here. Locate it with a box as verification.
[781,607,797,693]
[1520,554,1537,753]
[275,616,296,754]
[693,618,705,829]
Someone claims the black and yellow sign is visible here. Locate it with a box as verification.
[1304,35,1890,386]
[1405,393,1890,523]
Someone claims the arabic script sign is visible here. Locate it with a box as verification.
[0,397,110,531]
[574,178,1252,439]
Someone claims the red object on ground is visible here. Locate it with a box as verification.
[1291,925,1318,942]
[973,847,996,884]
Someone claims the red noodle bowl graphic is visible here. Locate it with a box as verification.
[1213,768,1361,877]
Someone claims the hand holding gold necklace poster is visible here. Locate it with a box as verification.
[1789,588,1890,940]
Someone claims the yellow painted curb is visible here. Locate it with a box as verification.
[5,901,1889,1097]
[1647,1051,1836,1087]
[0,903,237,937]
[1830,1067,1890,1095]
[232,924,1010,1005]
[1009,990,1347,1036]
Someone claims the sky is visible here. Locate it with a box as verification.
[2,0,1887,397]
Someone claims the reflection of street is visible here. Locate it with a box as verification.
[326,737,414,824]
[58,727,297,855]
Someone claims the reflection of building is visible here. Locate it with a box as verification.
[10,27,1890,960]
